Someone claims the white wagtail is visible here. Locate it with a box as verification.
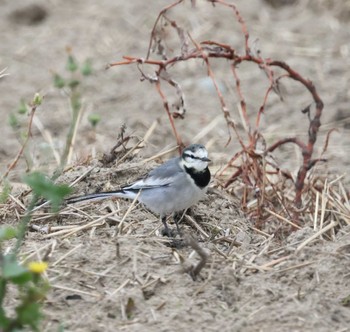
[66,144,211,236]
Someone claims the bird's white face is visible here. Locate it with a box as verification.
[181,144,210,172]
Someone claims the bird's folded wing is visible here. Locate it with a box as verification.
[123,175,174,191]
[123,157,183,191]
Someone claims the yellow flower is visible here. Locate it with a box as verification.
[28,261,48,274]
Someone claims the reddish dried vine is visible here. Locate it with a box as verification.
[109,0,327,224]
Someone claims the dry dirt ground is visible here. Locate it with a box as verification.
[1,0,350,331]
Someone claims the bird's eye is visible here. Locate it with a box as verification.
[184,153,195,159]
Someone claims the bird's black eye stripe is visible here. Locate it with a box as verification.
[184,153,199,160]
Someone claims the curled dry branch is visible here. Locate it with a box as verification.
[109,0,326,224]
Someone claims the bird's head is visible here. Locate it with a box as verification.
[181,144,211,172]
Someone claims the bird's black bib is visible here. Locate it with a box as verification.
[184,166,211,188]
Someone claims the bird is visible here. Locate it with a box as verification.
[66,144,211,236]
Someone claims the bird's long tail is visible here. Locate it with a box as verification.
[66,189,137,204]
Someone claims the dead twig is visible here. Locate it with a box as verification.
[182,234,209,280]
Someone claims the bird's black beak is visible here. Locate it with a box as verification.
[200,157,211,162]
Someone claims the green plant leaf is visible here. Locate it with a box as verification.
[8,113,19,129]
[0,278,7,306]
[0,307,10,329]
[18,99,28,114]
[81,59,92,76]
[0,226,17,241]
[23,172,72,212]
[11,271,33,284]
[0,179,12,203]
[66,54,78,72]
[53,73,65,88]
[88,113,101,128]
[2,255,31,284]
[16,302,42,330]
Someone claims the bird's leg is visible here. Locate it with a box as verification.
[161,216,172,237]
[173,211,184,237]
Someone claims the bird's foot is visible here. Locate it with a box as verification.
[161,227,186,248]
[161,227,178,238]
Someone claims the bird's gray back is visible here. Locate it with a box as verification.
[122,156,183,191]
[147,156,183,179]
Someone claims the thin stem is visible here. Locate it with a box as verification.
[2,105,37,181]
